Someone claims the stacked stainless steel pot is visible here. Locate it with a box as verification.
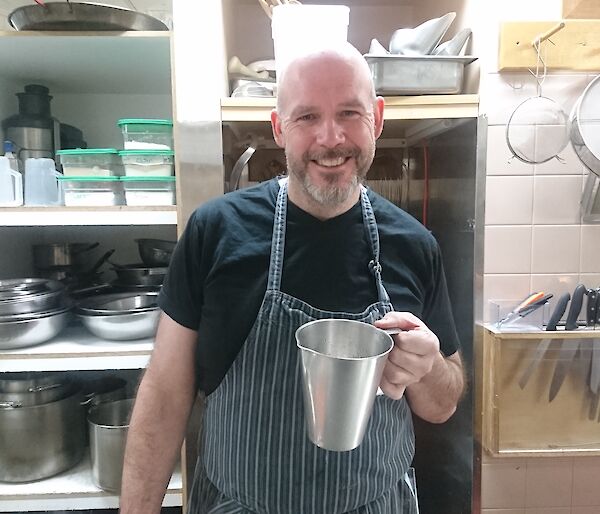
[0,372,86,482]
[75,291,160,340]
[0,278,70,349]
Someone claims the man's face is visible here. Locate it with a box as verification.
[272,54,384,209]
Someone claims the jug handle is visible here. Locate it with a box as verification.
[7,168,23,207]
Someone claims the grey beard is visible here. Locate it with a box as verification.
[301,173,360,207]
[286,144,374,208]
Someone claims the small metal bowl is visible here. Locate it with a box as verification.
[0,309,71,350]
[136,239,176,267]
[77,309,160,341]
[76,292,158,316]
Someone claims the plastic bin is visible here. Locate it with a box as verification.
[119,150,174,177]
[117,119,173,150]
[271,4,349,80]
[56,148,122,177]
[58,176,125,206]
[121,176,175,206]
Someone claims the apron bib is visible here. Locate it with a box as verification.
[188,180,418,514]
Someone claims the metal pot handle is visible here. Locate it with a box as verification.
[73,242,100,255]
[28,382,63,393]
[0,401,22,408]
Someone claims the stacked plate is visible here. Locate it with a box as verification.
[0,278,71,349]
[75,292,160,341]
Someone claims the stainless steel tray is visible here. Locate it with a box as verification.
[8,2,168,31]
[364,54,477,95]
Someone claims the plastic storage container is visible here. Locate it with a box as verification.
[364,54,477,95]
[271,4,349,80]
[56,148,122,177]
[58,176,124,206]
[119,150,174,177]
[121,176,175,206]
[117,119,173,150]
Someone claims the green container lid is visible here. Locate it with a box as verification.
[118,150,174,156]
[56,148,119,155]
[120,176,176,182]
[57,176,121,181]
[117,119,173,127]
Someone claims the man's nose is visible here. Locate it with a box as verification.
[315,118,345,147]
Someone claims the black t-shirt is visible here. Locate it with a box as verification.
[159,179,460,394]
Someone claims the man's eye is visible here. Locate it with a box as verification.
[297,113,316,122]
[341,110,360,118]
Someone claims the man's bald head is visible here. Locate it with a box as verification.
[276,42,376,116]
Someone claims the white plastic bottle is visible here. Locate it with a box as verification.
[3,140,21,173]
[0,156,23,206]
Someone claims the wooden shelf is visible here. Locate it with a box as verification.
[0,325,155,372]
[0,205,177,226]
[0,454,181,512]
[0,31,171,94]
[221,94,479,122]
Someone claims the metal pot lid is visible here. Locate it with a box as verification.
[0,278,52,299]
[0,279,64,305]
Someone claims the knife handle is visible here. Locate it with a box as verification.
[546,292,570,331]
[587,288,599,327]
[565,284,586,331]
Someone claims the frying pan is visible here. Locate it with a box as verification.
[8,2,168,31]
[570,75,600,176]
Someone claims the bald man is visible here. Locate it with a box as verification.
[119,43,464,514]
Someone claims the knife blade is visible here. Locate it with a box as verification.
[591,339,600,395]
[548,285,586,402]
[518,292,570,389]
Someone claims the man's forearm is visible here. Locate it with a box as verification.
[406,351,464,423]
[119,313,199,514]
[119,369,196,514]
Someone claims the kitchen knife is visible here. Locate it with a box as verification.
[586,288,599,329]
[518,292,570,389]
[548,285,586,402]
[498,291,546,327]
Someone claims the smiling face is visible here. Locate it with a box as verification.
[271,46,384,219]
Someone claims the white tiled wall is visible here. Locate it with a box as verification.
[477,3,600,512]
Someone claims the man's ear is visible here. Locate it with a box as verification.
[373,96,385,139]
[271,109,285,148]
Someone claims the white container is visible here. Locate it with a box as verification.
[271,4,350,81]
[119,150,174,177]
[58,176,125,206]
[23,158,62,206]
[121,177,175,206]
[56,148,123,177]
[117,119,173,150]
[0,156,23,206]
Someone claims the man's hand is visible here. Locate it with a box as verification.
[374,312,440,400]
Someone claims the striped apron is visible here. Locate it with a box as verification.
[188,180,418,514]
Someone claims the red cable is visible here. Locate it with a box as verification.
[422,143,429,228]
